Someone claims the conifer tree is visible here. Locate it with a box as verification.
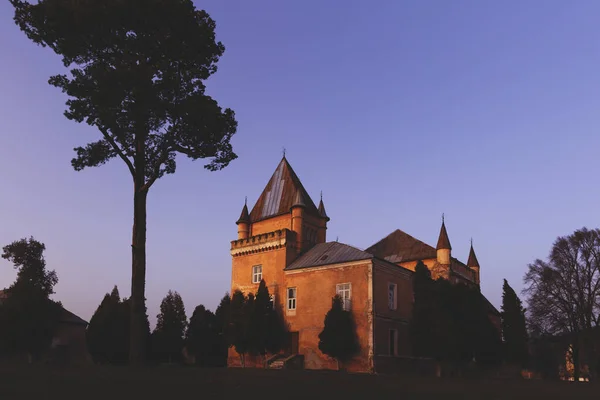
[251,280,287,366]
[86,286,121,363]
[501,279,529,367]
[153,290,187,363]
[229,290,247,366]
[214,293,231,367]
[410,260,439,358]
[185,304,218,366]
[318,295,359,369]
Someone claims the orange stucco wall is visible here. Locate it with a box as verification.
[283,262,372,372]
[231,245,296,308]
[372,261,413,359]
[251,214,292,236]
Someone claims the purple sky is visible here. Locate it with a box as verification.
[1,1,599,327]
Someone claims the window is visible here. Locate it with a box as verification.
[269,294,275,310]
[287,287,297,311]
[336,283,352,311]
[252,265,262,283]
[389,329,398,356]
[388,283,397,310]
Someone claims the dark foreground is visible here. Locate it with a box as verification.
[0,366,597,400]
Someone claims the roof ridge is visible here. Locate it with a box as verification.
[329,240,372,255]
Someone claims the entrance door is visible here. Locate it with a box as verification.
[287,331,299,354]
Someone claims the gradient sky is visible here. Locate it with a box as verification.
[1,1,599,327]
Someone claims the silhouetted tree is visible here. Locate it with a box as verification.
[86,286,150,364]
[410,260,502,370]
[250,280,287,366]
[318,295,359,370]
[524,227,600,381]
[214,293,231,367]
[410,260,440,358]
[229,290,249,367]
[185,304,219,366]
[86,286,121,363]
[0,237,62,362]
[11,0,238,364]
[153,290,187,363]
[501,279,529,367]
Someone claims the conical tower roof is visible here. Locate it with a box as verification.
[467,241,480,268]
[248,156,320,222]
[318,192,330,221]
[236,199,250,224]
[436,217,452,250]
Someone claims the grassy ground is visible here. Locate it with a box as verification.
[0,365,598,400]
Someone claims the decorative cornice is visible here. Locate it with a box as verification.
[230,229,295,257]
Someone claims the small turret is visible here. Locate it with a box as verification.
[236,197,250,239]
[290,190,306,252]
[318,191,329,221]
[436,214,452,265]
[317,191,330,243]
[467,239,480,285]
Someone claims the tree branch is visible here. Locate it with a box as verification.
[100,126,135,177]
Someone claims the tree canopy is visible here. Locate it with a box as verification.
[11,0,238,363]
[0,237,62,361]
[524,227,600,380]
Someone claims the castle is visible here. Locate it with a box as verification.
[229,156,499,372]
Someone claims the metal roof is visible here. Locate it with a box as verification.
[249,157,321,223]
[285,242,374,271]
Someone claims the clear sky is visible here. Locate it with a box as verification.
[1,1,599,327]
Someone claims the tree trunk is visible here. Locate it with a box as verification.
[129,185,148,365]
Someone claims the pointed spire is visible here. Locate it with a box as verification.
[436,215,452,250]
[291,189,306,209]
[236,199,250,224]
[467,239,480,268]
[318,191,330,221]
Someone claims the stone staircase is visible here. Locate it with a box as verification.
[267,354,305,370]
[267,355,287,369]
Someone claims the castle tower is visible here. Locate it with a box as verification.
[236,199,250,239]
[291,190,306,253]
[230,155,328,297]
[317,192,330,243]
[467,240,480,285]
[436,215,452,265]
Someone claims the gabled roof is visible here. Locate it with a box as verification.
[436,221,452,250]
[285,241,374,271]
[0,289,87,325]
[365,229,437,263]
[249,157,320,222]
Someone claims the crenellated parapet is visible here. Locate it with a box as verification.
[230,229,296,257]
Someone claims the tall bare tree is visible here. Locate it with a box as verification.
[11,0,238,363]
[524,227,600,380]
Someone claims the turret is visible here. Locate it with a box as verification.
[436,215,452,265]
[236,198,250,240]
[290,190,306,253]
[467,239,480,285]
[317,191,330,243]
